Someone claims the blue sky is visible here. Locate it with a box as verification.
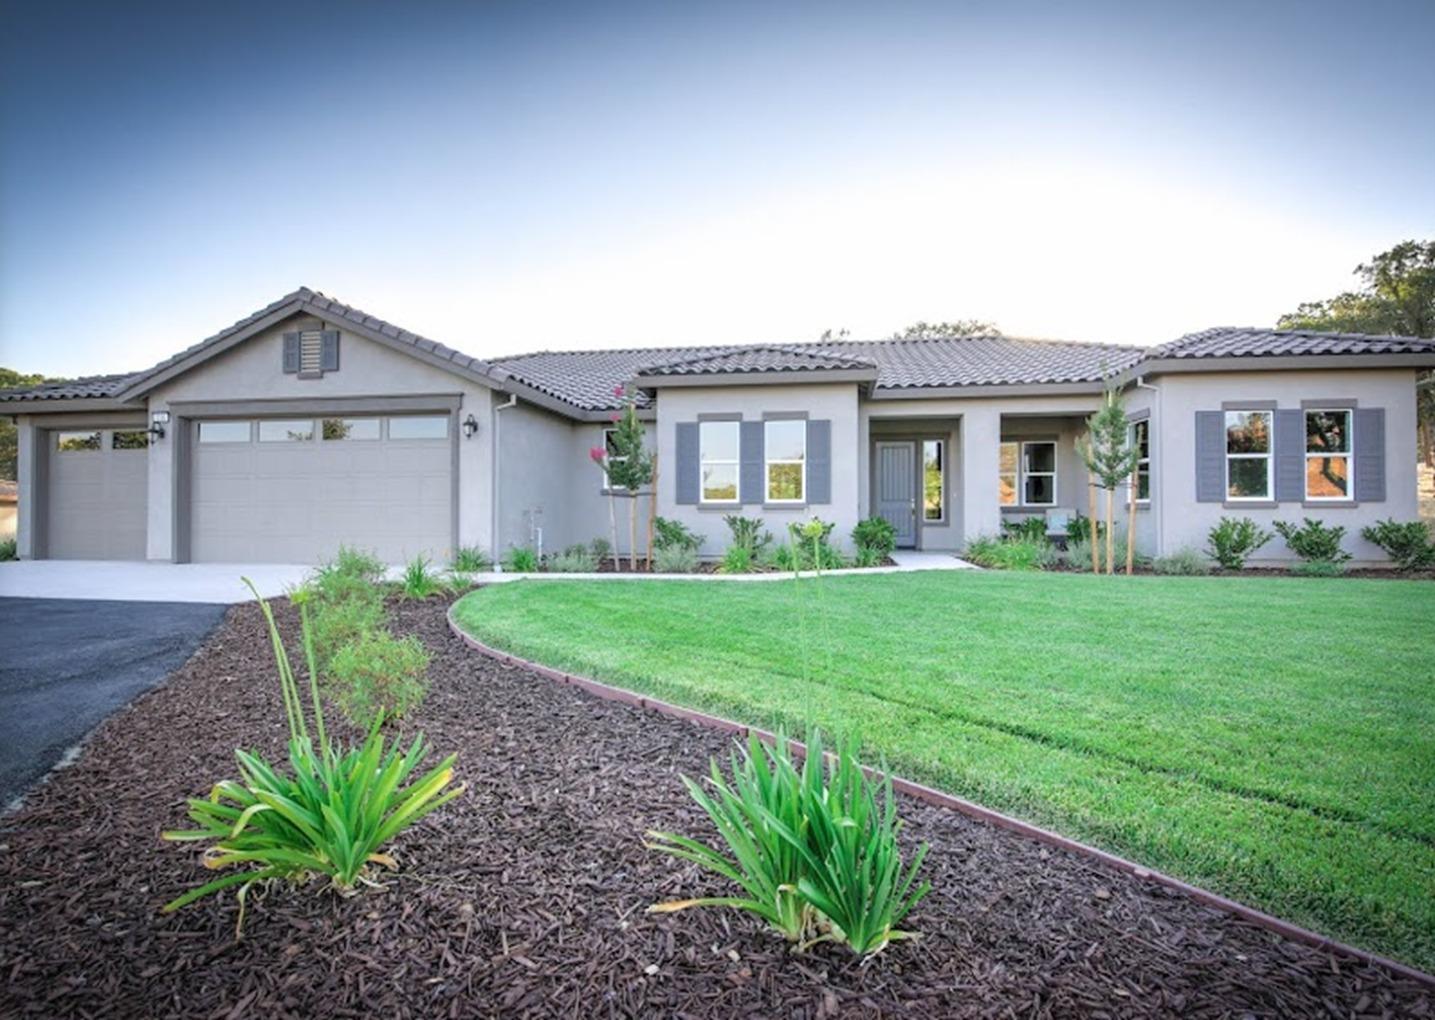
[2,0,1432,377]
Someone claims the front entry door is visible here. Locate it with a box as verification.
[875,441,918,548]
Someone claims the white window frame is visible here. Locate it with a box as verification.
[1020,440,1058,507]
[763,419,806,504]
[1224,409,1272,501]
[699,420,741,504]
[923,439,945,522]
[1130,420,1151,504]
[1304,408,1353,501]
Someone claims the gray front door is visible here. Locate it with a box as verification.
[875,441,917,548]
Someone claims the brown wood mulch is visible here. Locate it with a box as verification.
[1,599,1429,1019]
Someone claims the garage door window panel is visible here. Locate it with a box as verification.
[199,421,252,443]
[112,430,150,450]
[258,419,316,442]
[57,431,102,452]
[322,417,381,441]
[388,416,448,440]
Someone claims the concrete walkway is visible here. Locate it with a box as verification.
[0,561,312,603]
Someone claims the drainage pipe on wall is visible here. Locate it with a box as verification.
[491,393,519,572]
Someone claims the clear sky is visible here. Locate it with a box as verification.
[1,0,1432,377]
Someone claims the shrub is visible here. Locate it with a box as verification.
[965,535,1049,571]
[502,546,540,572]
[1152,547,1211,576]
[547,544,599,573]
[448,571,478,591]
[451,545,491,573]
[653,516,702,552]
[310,594,385,674]
[316,545,386,586]
[772,520,846,572]
[400,554,448,599]
[653,544,700,573]
[0,537,15,561]
[1205,517,1272,570]
[1063,537,1095,572]
[647,729,929,956]
[328,629,431,728]
[718,545,756,574]
[1361,519,1435,570]
[852,545,883,569]
[1000,516,1048,542]
[1273,518,1351,564]
[161,582,462,931]
[1066,513,1105,545]
[851,516,897,558]
[1292,558,1346,577]
[723,514,773,557]
[307,567,383,610]
[589,537,612,562]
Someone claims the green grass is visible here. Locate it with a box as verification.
[452,571,1435,971]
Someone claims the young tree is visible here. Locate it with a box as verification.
[604,387,654,571]
[1077,388,1141,575]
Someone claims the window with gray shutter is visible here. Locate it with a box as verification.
[740,421,764,505]
[807,419,832,504]
[1272,409,1303,502]
[675,422,700,505]
[1194,411,1225,502]
[282,332,301,373]
[320,330,340,372]
[1353,407,1386,501]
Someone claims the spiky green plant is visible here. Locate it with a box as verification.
[647,729,930,956]
[450,545,492,573]
[161,581,463,932]
[399,555,447,599]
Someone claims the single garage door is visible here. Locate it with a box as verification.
[46,428,150,560]
[190,414,453,564]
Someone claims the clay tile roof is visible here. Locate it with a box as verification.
[1149,327,1435,360]
[636,345,878,376]
[0,372,137,402]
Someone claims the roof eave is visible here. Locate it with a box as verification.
[868,379,1110,400]
[0,395,142,414]
[1115,350,1435,384]
[632,367,879,389]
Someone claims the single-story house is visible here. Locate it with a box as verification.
[3,287,1432,566]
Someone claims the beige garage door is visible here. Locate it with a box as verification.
[190,414,453,564]
[47,428,149,560]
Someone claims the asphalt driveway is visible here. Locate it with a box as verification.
[0,598,228,808]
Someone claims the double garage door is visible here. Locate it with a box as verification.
[190,414,453,564]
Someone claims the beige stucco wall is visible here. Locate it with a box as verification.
[145,316,495,561]
[656,383,862,554]
[1149,368,1420,564]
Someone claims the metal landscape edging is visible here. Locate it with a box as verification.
[444,604,1435,990]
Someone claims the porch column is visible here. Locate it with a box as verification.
[959,408,1001,544]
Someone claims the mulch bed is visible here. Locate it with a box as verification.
[1,598,1429,1018]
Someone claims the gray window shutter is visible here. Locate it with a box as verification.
[675,423,700,505]
[1194,411,1225,502]
[807,419,831,504]
[1273,409,1303,502]
[282,332,300,373]
[1354,407,1385,502]
[320,330,340,372]
[740,421,764,504]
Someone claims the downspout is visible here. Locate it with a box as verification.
[491,393,518,572]
[1132,375,1161,557]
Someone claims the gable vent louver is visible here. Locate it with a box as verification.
[299,331,323,374]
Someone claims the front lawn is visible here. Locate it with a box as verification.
[453,571,1435,971]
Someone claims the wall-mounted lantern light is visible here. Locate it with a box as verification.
[462,414,479,439]
[148,410,170,441]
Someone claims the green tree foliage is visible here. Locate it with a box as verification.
[890,319,999,340]
[1278,240,1435,464]
[1076,389,1140,574]
[0,368,47,480]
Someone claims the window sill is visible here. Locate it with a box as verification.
[1000,505,1057,513]
[1222,500,1277,509]
[762,503,809,511]
[1302,500,1358,509]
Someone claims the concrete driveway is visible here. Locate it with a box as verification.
[0,597,229,808]
[0,561,312,603]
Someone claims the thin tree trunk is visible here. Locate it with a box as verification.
[646,452,659,570]
[1125,480,1136,575]
[607,491,620,571]
[629,495,638,572]
[1104,487,1115,575]
[1088,483,1100,573]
